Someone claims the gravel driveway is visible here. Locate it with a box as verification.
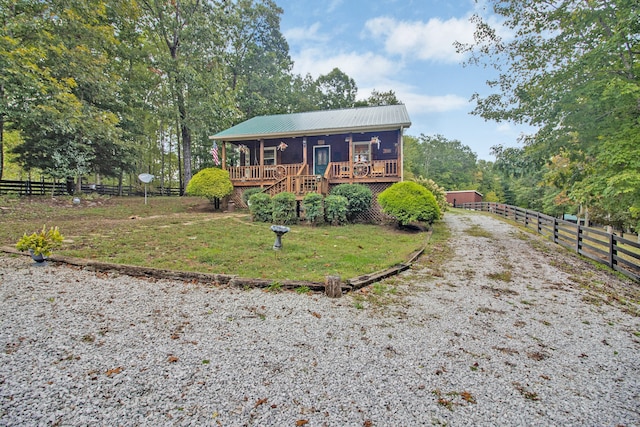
[1,210,638,426]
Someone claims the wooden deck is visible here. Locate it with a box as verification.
[228,160,400,198]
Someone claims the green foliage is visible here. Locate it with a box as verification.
[185,168,233,202]
[242,188,264,206]
[16,225,64,257]
[413,177,448,213]
[248,193,273,223]
[330,183,372,222]
[324,195,348,225]
[403,134,477,190]
[378,181,441,226]
[271,192,297,225]
[462,0,640,232]
[302,193,324,225]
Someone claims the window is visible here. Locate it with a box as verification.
[353,142,370,163]
[263,147,276,165]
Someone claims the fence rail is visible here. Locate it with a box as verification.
[460,202,640,282]
[0,179,181,197]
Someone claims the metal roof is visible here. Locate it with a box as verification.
[211,104,411,141]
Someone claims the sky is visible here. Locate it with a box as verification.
[275,0,532,160]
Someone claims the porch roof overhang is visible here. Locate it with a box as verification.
[210,104,411,142]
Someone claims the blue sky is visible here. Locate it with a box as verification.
[276,0,530,160]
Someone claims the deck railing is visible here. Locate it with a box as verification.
[460,202,640,282]
[325,159,399,179]
[227,163,305,181]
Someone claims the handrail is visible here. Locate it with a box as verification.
[459,202,640,281]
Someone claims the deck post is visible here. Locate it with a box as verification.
[259,139,264,178]
[325,275,342,298]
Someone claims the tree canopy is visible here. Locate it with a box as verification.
[459,0,640,229]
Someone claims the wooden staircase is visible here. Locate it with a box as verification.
[263,175,327,200]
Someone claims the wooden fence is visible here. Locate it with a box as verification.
[0,179,181,197]
[460,202,640,282]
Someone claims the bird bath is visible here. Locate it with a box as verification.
[270,225,290,250]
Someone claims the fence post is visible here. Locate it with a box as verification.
[608,233,615,268]
[553,217,558,243]
[575,224,581,254]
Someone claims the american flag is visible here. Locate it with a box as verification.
[210,142,220,166]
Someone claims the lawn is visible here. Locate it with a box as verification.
[0,195,431,282]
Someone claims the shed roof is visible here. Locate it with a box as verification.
[211,104,411,141]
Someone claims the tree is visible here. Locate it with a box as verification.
[460,0,640,230]
[406,134,477,190]
[185,167,233,202]
[355,89,401,107]
[222,0,293,118]
[316,68,358,110]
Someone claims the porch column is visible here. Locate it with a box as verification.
[221,142,227,170]
[398,128,403,181]
[302,137,307,167]
[259,139,264,179]
[348,134,353,183]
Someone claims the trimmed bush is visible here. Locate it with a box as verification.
[413,176,448,213]
[330,183,372,222]
[185,168,233,202]
[324,195,348,225]
[378,181,441,226]
[272,192,297,225]
[249,193,273,222]
[242,188,264,206]
[302,193,324,225]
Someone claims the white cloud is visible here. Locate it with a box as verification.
[291,49,398,87]
[401,92,469,113]
[283,22,328,45]
[364,16,476,63]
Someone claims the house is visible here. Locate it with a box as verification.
[210,104,411,221]
[445,190,483,207]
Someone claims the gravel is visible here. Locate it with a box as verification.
[1,211,639,426]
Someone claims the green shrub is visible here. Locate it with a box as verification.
[185,168,233,202]
[302,193,324,225]
[413,176,448,213]
[242,188,264,206]
[331,183,372,222]
[324,195,348,225]
[249,193,273,222]
[272,192,297,225]
[378,181,441,226]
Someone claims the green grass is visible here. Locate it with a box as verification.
[0,195,428,282]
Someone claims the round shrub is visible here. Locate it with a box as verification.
[413,176,448,213]
[272,192,297,225]
[324,195,348,225]
[242,188,264,206]
[185,168,233,202]
[378,181,441,226]
[330,183,372,222]
[302,193,324,225]
[249,193,273,222]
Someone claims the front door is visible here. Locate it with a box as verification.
[313,145,330,176]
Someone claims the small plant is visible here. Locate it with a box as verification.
[242,188,264,206]
[331,183,372,222]
[324,195,348,225]
[302,193,324,225]
[295,286,311,294]
[272,192,297,225]
[249,193,273,222]
[266,281,283,292]
[16,225,64,257]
